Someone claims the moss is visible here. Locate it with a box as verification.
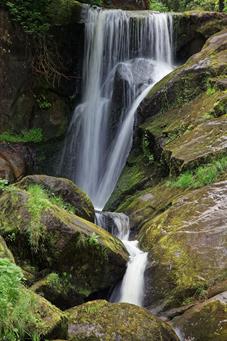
[138,179,227,308]
[67,300,178,340]
[0,128,43,143]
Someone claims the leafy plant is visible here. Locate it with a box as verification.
[0,128,43,143]
[26,184,52,251]
[0,258,41,341]
[35,94,52,110]
[0,178,9,190]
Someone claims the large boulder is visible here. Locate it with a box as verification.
[137,179,227,309]
[172,292,227,341]
[67,300,179,340]
[22,288,67,339]
[17,175,95,222]
[0,183,128,300]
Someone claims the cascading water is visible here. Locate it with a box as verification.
[58,6,174,306]
[58,7,173,210]
[96,211,148,306]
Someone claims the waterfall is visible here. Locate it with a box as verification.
[58,7,173,210]
[96,211,148,306]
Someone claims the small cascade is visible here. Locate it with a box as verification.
[96,211,148,306]
[58,7,173,210]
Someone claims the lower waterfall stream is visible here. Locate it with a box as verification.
[58,5,174,306]
[96,212,148,306]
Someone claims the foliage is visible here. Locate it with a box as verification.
[168,156,227,189]
[2,0,51,35]
[48,193,75,214]
[26,184,76,250]
[26,185,52,251]
[142,133,155,164]
[46,272,74,294]
[0,179,9,190]
[149,0,168,11]
[0,258,41,341]
[35,94,52,110]
[149,0,225,12]
[0,128,43,143]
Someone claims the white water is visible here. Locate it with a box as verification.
[96,211,148,306]
[58,7,173,210]
[58,6,174,306]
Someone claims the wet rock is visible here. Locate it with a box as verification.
[140,29,227,122]
[138,180,227,308]
[17,174,95,222]
[172,292,227,341]
[67,300,179,340]
[0,184,128,297]
[0,143,34,182]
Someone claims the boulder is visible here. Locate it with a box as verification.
[17,175,95,222]
[0,143,34,182]
[172,292,227,341]
[0,184,128,298]
[22,288,67,339]
[138,179,227,308]
[31,272,86,310]
[67,300,179,340]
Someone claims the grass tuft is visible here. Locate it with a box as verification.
[169,156,227,189]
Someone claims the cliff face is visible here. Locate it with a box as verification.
[0,5,84,142]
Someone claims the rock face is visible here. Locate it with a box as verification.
[0,4,84,174]
[174,12,227,62]
[0,180,128,304]
[173,292,227,341]
[0,143,34,182]
[107,28,227,319]
[17,175,95,222]
[67,300,179,340]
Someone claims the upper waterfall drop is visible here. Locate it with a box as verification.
[58,7,173,209]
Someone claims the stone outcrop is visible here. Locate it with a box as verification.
[67,300,179,340]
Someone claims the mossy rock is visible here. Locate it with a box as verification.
[22,288,67,339]
[31,272,88,310]
[67,300,179,341]
[0,235,14,261]
[138,30,227,175]
[172,292,227,341]
[173,12,227,62]
[0,185,128,296]
[140,29,227,121]
[138,179,227,308]
[17,175,95,222]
